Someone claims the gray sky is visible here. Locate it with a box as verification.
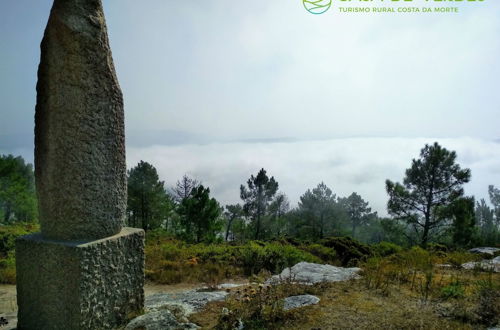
[1,0,499,213]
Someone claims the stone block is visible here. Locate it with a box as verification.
[16,228,144,330]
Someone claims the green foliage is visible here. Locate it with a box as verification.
[373,241,403,257]
[447,197,477,248]
[489,185,500,219]
[300,243,337,263]
[0,223,39,284]
[178,185,222,243]
[224,204,244,241]
[145,233,320,284]
[240,168,279,240]
[475,198,500,246]
[474,276,500,326]
[426,243,448,253]
[127,161,174,230]
[0,223,38,257]
[362,246,436,295]
[296,182,340,240]
[441,281,465,299]
[320,236,373,266]
[338,192,377,239]
[386,142,471,246]
[266,193,290,239]
[0,154,38,223]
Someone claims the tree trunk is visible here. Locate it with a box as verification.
[225,217,234,241]
[255,213,260,240]
[421,214,431,246]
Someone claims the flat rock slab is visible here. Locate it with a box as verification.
[217,283,248,289]
[266,262,361,285]
[462,256,500,273]
[468,247,500,256]
[145,290,229,315]
[127,290,229,330]
[125,310,199,330]
[283,295,320,311]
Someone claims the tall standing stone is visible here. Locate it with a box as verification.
[36,0,125,241]
[16,0,145,328]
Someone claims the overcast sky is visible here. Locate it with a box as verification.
[0,0,499,213]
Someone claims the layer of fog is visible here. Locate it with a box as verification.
[127,137,500,215]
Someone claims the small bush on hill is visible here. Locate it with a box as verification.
[320,236,373,266]
[441,281,465,299]
[373,242,403,257]
[145,233,320,284]
[0,223,39,284]
[300,243,337,263]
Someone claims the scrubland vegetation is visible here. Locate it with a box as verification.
[1,143,500,328]
[0,223,498,329]
[191,244,499,329]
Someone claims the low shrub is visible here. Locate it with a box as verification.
[145,236,320,284]
[0,223,39,257]
[426,243,448,253]
[300,243,337,263]
[216,281,322,329]
[441,281,465,299]
[0,223,39,284]
[320,236,373,266]
[474,277,500,326]
[373,242,403,257]
[444,251,482,269]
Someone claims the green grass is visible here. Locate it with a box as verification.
[0,223,39,284]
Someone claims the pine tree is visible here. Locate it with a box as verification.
[240,168,278,240]
[127,161,173,230]
[178,185,222,243]
[386,142,471,246]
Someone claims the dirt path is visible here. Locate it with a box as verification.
[0,285,16,329]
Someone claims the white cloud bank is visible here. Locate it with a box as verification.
[127,137,500,215]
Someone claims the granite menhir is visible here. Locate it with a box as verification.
[35,0,126,241]
[16,1,145,329]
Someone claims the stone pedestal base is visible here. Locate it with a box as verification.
[16,227,145,330]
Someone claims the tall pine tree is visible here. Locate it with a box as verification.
[386,142,471,246]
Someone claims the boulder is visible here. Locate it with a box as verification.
[125,310,199,330]
[127,289,229,329]
[468,247,500,256]
[462,256,500,273]
[283,295,320,311]
[146,290,229,315]
[266,262,361,285]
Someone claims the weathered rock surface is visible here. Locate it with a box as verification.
[462,256,500,273]
[217,283,248,289]
[146,290,229,315]
[469,247,500,256]
[127,290,228,329]
[35,0,126,241]
[16,228,145,329]
[266,262,361,285]
[125,310,199,330]
[283,295,320,311]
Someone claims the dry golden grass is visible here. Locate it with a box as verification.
[190,267,499,330]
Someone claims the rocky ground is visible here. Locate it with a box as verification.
[0,281,242,330]
[1,254,498,329]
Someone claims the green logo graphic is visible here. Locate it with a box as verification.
[303,0,332,15]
